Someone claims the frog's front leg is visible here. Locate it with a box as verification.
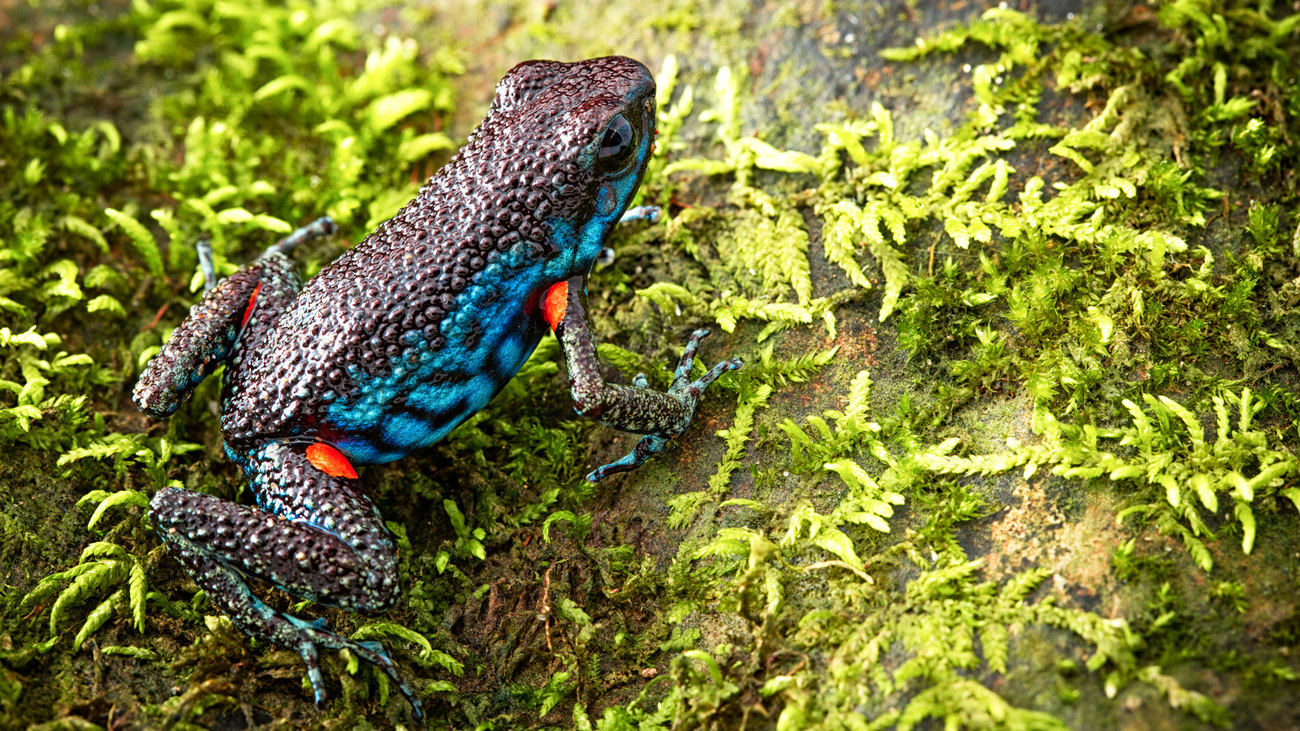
[543,276,742,482]
[150,439,424,719]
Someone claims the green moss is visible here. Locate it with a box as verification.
[5,0,1300,728]
[596,2,1300,728]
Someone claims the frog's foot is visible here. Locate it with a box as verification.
[281,615,425,720]
[586,434,669,481]
[159,543,425,720]
[192,217,333,294]
[262,216,337,259]
[599,206,663,267]
[618,205,661,225]
[547,276,741,480]
[583,329,743,482]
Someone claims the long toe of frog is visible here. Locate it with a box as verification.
[668,329,744,401]
[587,434,670,482]
[340,635,426,721]
[354,639,390,657]
[669,328,713,383]
[285,617,424,720]
[289,634,329,710]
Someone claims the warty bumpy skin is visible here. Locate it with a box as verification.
[132,55,741,719]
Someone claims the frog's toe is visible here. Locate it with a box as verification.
[291,637,330,710]
[618,205,662,225]
[283,615,422,720]
[355,639,389,657]
[687,357,744,394]
[344,637,425,721]
[670,328,717,384]
[586,434,669,482]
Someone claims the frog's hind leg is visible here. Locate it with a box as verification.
[596,206,663,267]
[195,216,336,292]
[150,439,424,720]
[617,205,660,225]
[132,218,334,419]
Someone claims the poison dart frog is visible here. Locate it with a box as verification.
[132,56,741,719]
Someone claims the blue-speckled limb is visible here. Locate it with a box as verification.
[551,276,743,481]
[139,220,425,718]
[150,439,422,719]
[617,205,660,224]
[138,218,338,417]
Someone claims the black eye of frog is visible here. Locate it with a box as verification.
[597,114,637,174]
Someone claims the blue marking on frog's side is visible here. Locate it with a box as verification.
[324,272,545,463]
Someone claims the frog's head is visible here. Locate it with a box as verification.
[455,56,656,280]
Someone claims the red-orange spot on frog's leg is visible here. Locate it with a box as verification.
[240,282,264,328]
[305,442,359,480]
[543,281,569,331]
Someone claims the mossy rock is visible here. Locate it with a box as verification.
[2,0,1299,729]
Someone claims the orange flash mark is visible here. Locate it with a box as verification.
[306,442,359,480]
[240,282,263,328]
[543,281,569,331]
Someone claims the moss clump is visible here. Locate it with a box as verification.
[574,2,1299,729]
[4,0,1300,728]
[1,0,460,725]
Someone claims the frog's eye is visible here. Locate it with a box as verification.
[597,114,638,174]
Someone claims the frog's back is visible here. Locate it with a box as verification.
[220,56,656,463]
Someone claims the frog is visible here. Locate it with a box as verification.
[132,56,741,719]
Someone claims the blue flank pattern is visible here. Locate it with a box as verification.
[320,103,649,466]
[324,263,548,464]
